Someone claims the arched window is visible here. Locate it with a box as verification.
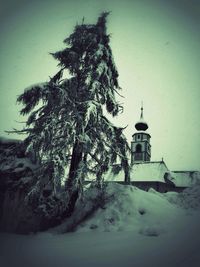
[136,144,142,153]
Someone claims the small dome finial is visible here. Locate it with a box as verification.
[135,102,148,131]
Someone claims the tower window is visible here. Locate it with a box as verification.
[138,134,140,139]
[136,144,142,153]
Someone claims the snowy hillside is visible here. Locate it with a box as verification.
[1,183,200,267]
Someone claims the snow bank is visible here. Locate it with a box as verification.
[164,183,200,209]
[76,183,186,235]
[1,183,200,267]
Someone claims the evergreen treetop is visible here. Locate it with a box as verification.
[16,12,130,216]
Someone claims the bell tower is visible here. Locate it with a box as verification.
[131,104,151,164]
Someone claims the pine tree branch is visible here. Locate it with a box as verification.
[14,120,27,124]
[113,88,124,98]
[5,128,32,134]
[88,152,102,165]
[102,138,126,159]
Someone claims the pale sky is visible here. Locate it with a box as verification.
[0,0,200,170]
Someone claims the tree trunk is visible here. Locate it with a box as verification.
[123,159,130,184]
[65,139,83,216]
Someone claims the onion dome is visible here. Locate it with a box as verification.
[135,105,148,131]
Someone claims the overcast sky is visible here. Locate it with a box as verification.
[0,0,200,170]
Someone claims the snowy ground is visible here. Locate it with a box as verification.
[1,183,200,267]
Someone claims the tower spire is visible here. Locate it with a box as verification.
[140,101,143,119]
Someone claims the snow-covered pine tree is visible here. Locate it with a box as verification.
[16,12,130,217]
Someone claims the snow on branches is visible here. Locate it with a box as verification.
[16,12,130,216]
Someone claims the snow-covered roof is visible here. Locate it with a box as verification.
[170,171,200,187]
[104,167,124,182]
[123,164,200,187]
[103,161,169,183]
[86,162,200,188]
[0,136,38,172]
[131,162,169,182]
[0,136,21,145]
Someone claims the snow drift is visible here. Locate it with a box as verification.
[1,183,200,267]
